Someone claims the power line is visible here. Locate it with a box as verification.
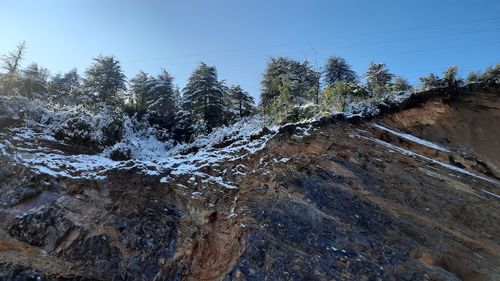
[315,27,500,54]
[126,39,500,97]
[125,15,500,64]
[152,38,500,99]
[123,26,500,73]
[350,40,500,61]
[218,39,500,74]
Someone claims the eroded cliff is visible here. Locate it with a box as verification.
[0,88,499,281]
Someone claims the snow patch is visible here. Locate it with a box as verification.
[373,124,450,152]
[359,135,500,187]
[1,115,276,191]
[481,189,500,199]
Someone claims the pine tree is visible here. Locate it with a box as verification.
[0,41,26,95]
[129,70,152,116]
[419,73,443,90]
[48,69,81,104]
[173,96,194,143]
[183,62,227,132]
[146,69,178,129]
[173,86,182,109]
[20,63,49,99]
[419,66,462,92]
[443,65,462,90]
[392,76,412,92]
[466,71,482,83]
[322,82,368,111]
[324,56,357,86]
[228,85,255,118]
[260,57,319,109]
[62,69,80,94]
[364,62,394,96]
[483,64,500,86]
[84,55,126,104]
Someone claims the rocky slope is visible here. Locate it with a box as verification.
[0,87,499,280]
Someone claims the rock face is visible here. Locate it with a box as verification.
[0,89,499,280]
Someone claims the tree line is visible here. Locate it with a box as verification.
[1,41,499,141]
[0,42,255,143]
[259,56,413,115]
[259,55,498,118]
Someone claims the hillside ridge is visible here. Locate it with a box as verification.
[0,85,499,280]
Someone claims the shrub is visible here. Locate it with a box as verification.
[0,96,46,127]
[51,105,124,152]
[364,62,394,95]
[109,145,131,161]
[419,73,443,90]
[280,103,320,124]
[54,116,95,147]
[392,76,413,92]
[443,65,462,89]
[482,63,500,86]
[466,71,483,82]
[419,66,463,91]
[263,78,293,122]
[323,82,368,112]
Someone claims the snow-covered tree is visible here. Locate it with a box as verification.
[228,85,255,118]
[443,65,462,90]
[483,63,500,86]
[183,62,227,132]
[84,55,126,104]
[19,63,49,99]
[129,70,152,116]
[364,62,394,97]
[172,96,194,143]
[0,41,26,95]
[260,57,319,110]
[146,69,178,129]
[419,66,462,92]
[324,56,357,86]
[466,71,482,83]
[323,82,368,111]
[392,76,413,92]
[48,69,82,104]
[419,73,443,90]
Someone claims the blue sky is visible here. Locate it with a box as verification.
[1,0,500,100]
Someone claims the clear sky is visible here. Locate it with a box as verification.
[1,0,499,100]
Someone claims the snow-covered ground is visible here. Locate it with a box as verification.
[0,89,452,190]
[0,90,410,185]
[0,113,276,188]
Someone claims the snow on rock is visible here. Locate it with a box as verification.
[0,112,276,191]
[358,135,500,188]
[373,124,451,152]
[481,189,500,199]
[341,91,413,119]
[0,90,420,188]
[274,157,291,163]
[343,102,379,118]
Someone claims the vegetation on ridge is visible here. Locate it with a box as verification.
[1,41,499,148]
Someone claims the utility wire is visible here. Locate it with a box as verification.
[123,26,500,72]
[218,39,500,73]
[126,16,500,64]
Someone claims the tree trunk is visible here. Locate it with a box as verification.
[239,98,243,118]
[204,84,208,131]
[5,42,26,95]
